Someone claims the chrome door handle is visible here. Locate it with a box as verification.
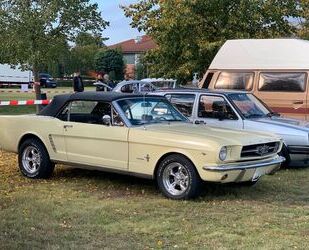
[64,125,73,129]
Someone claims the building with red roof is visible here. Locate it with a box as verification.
[108,35,156,79]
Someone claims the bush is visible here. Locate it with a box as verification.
[94,49,124,80]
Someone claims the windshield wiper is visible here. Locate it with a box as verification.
[245,114,265,119]
[266,112,280,117]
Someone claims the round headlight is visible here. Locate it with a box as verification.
[219,146,228,161]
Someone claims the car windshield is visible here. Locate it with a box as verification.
[228,93,271,119]
[117,97,188,125]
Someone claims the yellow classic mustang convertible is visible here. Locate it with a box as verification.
[0,92,285,199]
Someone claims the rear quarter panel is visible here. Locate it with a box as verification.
[0,115,66,161]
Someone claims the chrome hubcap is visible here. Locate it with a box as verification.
[163,162,189,196]
[22,146,41,174]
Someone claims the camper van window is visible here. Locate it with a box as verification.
[202,72,214,88]
[215,72,254,91]
[258,72,306,92]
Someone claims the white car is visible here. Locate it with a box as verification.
[154,89,309,167]
[113,79,177,93]
[112,80,157,93]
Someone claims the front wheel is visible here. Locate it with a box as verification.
[156,154,201,200]
[18,138,54,179]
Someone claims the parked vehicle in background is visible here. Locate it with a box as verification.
[0,64,33,87]
[0,92,284,199]
[113,79,177,93]
[93,81,113,92]
[113,80,157,93]
[199,39,309,121]
[154,89,309,167]
[39,73,57,88]
[141,78,177,89]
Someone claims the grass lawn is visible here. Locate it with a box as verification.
[0,87,96,115]
[0,87,308,249]
[0,150,308,249]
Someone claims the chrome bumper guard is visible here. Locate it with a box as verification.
[203,156,285,172]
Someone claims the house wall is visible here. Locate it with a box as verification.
[123,53,143,79]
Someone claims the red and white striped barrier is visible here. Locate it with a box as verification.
[0,90,72,94]
[0,99,51,106]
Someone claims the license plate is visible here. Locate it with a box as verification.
[252,167,269,181]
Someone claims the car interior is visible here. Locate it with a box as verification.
[199,99,237,120]
[58,101,114,125]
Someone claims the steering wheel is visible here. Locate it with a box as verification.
[156,116,167,121]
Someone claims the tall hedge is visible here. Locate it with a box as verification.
[94,49,124,80]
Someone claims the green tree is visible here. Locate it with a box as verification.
[67,32,106,75]
[123,0,304,83]
[75,32,106,47]
[0,0,108,110]
[36,38,71,78]
[298,0,309,39]
[94,49,124,80]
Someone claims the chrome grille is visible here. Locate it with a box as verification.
[241,142,279,158]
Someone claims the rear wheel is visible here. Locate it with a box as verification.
[18,138,54,178]
[156,154,201,200]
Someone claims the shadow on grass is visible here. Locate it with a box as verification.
[51,165,308,203]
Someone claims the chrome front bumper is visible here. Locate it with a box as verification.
[203,156,285,172]
[201,156,285,183]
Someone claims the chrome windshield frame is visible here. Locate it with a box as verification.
[112,96,189,128]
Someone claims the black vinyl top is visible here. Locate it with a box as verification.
[39,91,163,117]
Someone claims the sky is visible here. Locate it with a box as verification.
[96,0,144,46]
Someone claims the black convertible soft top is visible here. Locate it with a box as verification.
[39,91,163,117]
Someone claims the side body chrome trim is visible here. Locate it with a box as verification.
[52,160,154,179]
[288,145,309,154]
[203,156,285,172]
[48,134,57,152]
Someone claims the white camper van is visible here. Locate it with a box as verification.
[0,64,33,87]
[199,39,309,120]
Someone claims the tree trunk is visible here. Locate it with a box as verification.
[33,65,42,113]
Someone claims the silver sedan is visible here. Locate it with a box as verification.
[154,89,309,167]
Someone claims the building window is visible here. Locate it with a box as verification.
[123,54,136,64]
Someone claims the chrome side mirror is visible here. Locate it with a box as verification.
[102,115,111,126]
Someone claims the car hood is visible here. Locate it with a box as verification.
[138,122,279,146]
[253,117,309,132]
